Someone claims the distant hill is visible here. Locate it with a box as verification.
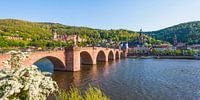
[145,21,200,45]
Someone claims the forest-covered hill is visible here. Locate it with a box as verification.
[0,19,163,48]
[145,21,200,45]
[0,19,138,48]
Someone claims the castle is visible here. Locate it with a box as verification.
[52,29,85,42]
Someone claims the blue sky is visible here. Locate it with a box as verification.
[0,0,200,31]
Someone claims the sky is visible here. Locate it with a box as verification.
[0,0,200,31]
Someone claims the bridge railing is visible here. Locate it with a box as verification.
[0,47,65,55]
[0,46,122,55]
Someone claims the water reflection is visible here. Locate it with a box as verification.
[71,72,81,87]
[42,58,200,100]
[34,58,54,72]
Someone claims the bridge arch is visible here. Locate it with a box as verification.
[80,51,93,65]
[33,56,65,72]
[120,52,123,58]
[115,51,120,59]
[97,50,106,62]
[108,50,114,60]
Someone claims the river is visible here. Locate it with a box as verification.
[35,58,200,100]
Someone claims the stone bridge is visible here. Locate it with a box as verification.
[0,47,126,71]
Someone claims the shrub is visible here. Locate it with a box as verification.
[0,51,58,100]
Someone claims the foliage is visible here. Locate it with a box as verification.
[175,49,182,56]
[56,85,109,100]
[149,49,197,56]
[57,88,82,100]
[145,21,200,44]
[0,51,58,100]
[188,49,195,56]
[198,49,200,54]
[83,85,109,100]
[0,19,164,49]
[163,49,169,55]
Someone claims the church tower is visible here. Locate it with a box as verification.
[138,29,144,47]
[173,34,177,50]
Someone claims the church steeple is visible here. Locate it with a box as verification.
[138,28,144,46]
[173,34,177,46]
[139,28,142,36]
[173,34,177,50]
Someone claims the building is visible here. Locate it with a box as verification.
[4,36,32,41]
[152,44,172,51]
[173,34,178,50]
[52,30,86,42]
[176,42,187,50]
[5,36,23,40]
[129,46,150,54]
[138,29,145,47]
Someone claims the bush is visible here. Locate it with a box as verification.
[0,51,58,100]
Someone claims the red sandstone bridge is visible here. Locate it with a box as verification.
[0,47,126,71]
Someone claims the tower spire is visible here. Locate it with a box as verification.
[138,28,144,46]
[173,34,177,50]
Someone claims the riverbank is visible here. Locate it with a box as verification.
[127,55,200,59]
[155,56,196,59]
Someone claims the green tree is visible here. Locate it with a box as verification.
[188,49,195,56]
[175,50,182,56]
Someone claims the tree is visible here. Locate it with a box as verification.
[198,49,200,54]
[170,50,175,56]
[175,49,182,56]
[164,49,169,55]
[188,49,195,56]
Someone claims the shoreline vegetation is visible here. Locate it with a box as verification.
[128,48,200,59]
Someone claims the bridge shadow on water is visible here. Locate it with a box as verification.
[33,58,54,73]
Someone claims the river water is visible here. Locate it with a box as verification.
[35,58,200,100]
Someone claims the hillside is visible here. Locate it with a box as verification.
[145,21,200,44]
[0,19,139,48]
[0,19,166,49]
[0,19,52,40]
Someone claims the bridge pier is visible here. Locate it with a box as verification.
[65,47,81,71]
